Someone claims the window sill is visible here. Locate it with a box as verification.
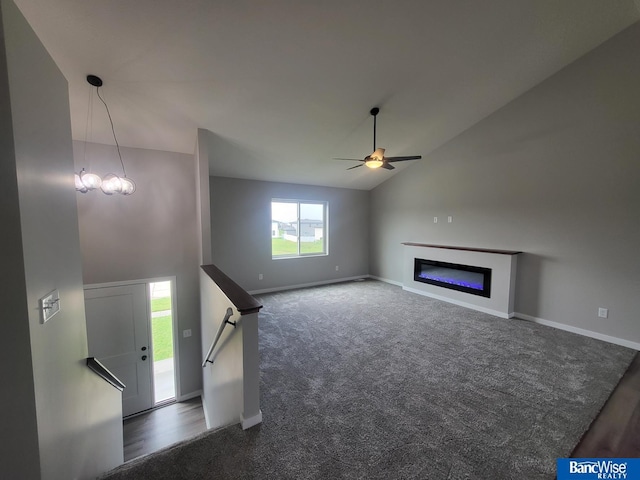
[272,253,328,260]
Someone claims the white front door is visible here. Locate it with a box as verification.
[85,283,153,417]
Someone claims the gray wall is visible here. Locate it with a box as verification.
[75,141,203,398]
[196,129,212,264]
[370,22,640,345]
[1,0,122,478]
[0,2,40,477]
[210,176,369,292]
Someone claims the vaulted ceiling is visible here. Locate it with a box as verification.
[14,0,640,190]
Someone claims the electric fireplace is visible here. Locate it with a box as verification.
[413,258,492,298]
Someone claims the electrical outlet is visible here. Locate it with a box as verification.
[258,273,263,280]
[448,216,453,223]
[335,266,339,271]
[183,329,192,338]
[598,307,608,319]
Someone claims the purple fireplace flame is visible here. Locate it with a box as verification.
[417,272,484,291]
[414,258,492,298]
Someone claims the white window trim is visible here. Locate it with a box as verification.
[271,199,328,259]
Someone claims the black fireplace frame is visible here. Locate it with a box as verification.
[413,258,492,298]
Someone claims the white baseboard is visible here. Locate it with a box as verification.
[248,275,370,295]
[515,312,640,351]
[177,390,202,402]
[403,286,511,319]
[369,275,402,287]
[240,410,263,430]
[201,396,211,430]
[201,398,242,431]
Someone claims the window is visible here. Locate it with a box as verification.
[272,200,327,258]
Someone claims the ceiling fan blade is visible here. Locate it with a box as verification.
[381,163,395,170]
[385,156,422,162]
[333,158,365,162]
[346,163,364,170]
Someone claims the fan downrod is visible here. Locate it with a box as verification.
[370,107,380,150]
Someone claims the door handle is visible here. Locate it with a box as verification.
[141,355,147,361]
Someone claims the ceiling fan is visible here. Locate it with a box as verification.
[334,107,422,170]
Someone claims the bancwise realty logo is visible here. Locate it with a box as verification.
[557,459,640,479]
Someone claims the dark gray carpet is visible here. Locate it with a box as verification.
[102,279,635,479]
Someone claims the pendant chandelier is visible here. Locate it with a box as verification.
[75,75,136,195]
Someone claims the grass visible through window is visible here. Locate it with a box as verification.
[151,297,171,313]
[272,238,324,256]
[151,295,173,362]
[152,315,173,361]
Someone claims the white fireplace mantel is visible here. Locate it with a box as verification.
[402,243,521,319]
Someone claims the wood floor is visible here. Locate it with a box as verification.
[122,354,640,463]
[572,352,640,458]
[123,397,207,462]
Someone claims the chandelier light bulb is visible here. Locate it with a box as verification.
[101,173,123,195]
[75,169,102,192]
[74,173,88,193]
[81,171,103,189]
[120,177,136,195]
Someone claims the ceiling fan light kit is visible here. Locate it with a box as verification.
[365,159,383,169]
[364,147,384,169]
[334,107,421,171]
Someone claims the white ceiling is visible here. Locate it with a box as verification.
[13,0,640,190]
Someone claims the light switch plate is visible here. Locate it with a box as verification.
[39,289,60,324]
